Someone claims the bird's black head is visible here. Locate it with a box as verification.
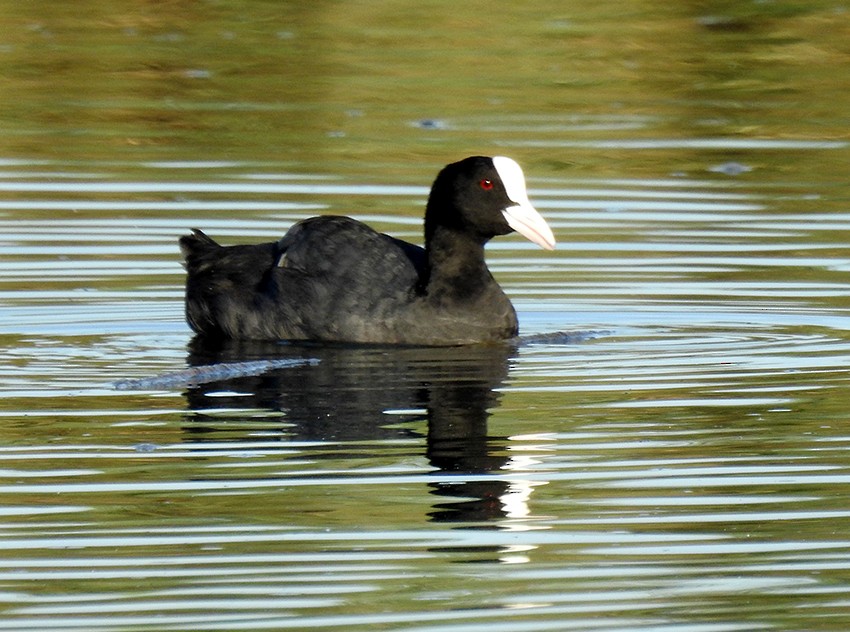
[424,156,555,250]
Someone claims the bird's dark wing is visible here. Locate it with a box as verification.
[272,216,425,340]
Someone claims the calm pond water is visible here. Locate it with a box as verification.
[2,2,850,630]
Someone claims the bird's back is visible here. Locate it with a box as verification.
[274,216,424,341]
[181,217,424,341]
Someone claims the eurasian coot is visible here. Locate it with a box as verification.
[180,156,555,345]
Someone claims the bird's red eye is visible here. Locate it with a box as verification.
[480,179,493,190]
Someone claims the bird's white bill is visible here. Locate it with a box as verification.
[493,156,556,250]
[502,203,556,250]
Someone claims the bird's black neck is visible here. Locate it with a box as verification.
[423,224,493,300]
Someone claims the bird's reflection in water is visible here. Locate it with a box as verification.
[183,337,520,523]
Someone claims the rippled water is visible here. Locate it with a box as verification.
[2,150,850,631]
[3,2,850,630]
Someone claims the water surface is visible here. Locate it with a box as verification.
[1,2,850,630]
